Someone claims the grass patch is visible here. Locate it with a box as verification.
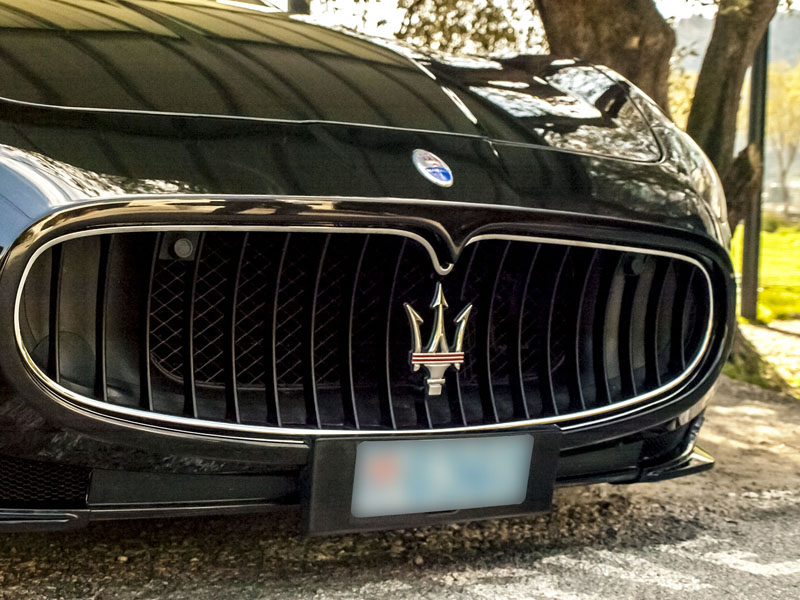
[722,328,798,397]
[730,225,800,321]
[723,351,795,396]
[722,361,789,392]
[728,223,800,397]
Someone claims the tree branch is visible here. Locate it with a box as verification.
[723,143,763,233]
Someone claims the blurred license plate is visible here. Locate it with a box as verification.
[351,435,534,518]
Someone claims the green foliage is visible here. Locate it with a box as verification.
[763,214,782,232]
[395,0,543,54]
[668,67,697,130]
[759,286,800,320]
[722,350,794,394]
[723,324,798,397]
[730,224,800,320]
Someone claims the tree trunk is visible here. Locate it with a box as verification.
[725,143,763,233]
[680,1,780,384]
[686,0,778,176]
[681,1,779,386]
[534,0,674,113]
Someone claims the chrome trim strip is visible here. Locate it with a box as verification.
[87,503,289,521]
[14,225,452,276]
[14,223,715,438]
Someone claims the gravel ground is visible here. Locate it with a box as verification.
[2,375,800,599]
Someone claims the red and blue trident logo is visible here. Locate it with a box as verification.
[403,283,473,396]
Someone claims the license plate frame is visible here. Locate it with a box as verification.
[303,428,560,536]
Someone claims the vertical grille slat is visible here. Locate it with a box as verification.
[140,235,159,412]
[670,261,692,373]
[592,253,621,406]
[444,369,468,426]
[511,246,540,420]
[266,235,291,426]
[21,231,718,433]
[380,240,404,430]
[569,249,598,413]
[302,235,329,429]
[313,236,352,427]
[182,235,203,419]
[681,268,700,368]
[416,387,433,429]
[477,242,510,424]
[618,257,641,399]
[454,243,481,424]
[542,248,570,417]
[94,235,111,403]
[444,243,478,428]
[644,259,669,389]
[684,265,710,362]
[341,236,369,430]
[517,246,543,417]
[47,244,62,383]
[223,233,248,424]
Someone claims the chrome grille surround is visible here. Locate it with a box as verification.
[14,224,716,438]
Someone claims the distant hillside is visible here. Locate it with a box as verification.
[675,11,800,71]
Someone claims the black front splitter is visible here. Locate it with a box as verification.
[0,442,714,534]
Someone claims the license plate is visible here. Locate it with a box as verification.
[351,435,534,518]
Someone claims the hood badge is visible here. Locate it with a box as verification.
[404,283,472,396]
[412,149,454,187]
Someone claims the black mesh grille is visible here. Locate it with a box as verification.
[192,233,236,384]
[150,258,186,380]
[0,456,90,507]
[21,230,717,432]
[234,234,276,387]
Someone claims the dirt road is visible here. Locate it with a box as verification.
[2,376,799,599]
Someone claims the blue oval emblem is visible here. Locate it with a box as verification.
[412,149,453,187]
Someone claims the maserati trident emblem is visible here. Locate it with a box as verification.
[404,283,473,396]
[411,149,454,187]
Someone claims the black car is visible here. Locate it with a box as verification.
[0,0,733,534]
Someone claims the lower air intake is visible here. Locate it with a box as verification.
[0,456,90,508]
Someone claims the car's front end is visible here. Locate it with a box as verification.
[0,0,733,534]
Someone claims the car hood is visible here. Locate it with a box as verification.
[0,0,721,245]
[0,1,660,162]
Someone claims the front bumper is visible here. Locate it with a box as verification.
[0,198,732,534]
[0,414,713,534]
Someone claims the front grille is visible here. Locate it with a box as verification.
[19,229,714,432]
[0,455,90,507]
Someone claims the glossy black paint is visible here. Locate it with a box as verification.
[0,106,716,238]
[0,0,735,528]
[0,1,726,244]
[0,1,660,160]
